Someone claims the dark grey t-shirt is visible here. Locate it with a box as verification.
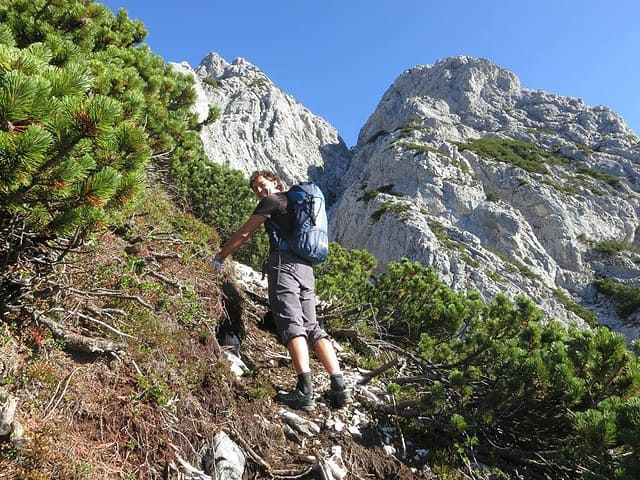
[253,192,293,251]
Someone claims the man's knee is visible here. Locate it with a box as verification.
[281,329,308,346]
[309,333,330,349]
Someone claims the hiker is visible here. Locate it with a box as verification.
[212,170,351,410]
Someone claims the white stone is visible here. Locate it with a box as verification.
[222,351,248,378]
[383,445,396,455]
[212,431,245,480]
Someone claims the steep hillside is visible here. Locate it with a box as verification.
[0,185,424,479]
[2,2,639,476]
[4,181,640,479]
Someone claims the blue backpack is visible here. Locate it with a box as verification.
[272,182,329,264]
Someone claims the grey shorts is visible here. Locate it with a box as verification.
[267,250,328,346]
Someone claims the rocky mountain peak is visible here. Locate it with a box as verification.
[173,53,352,204]
[398,56,521,108]
[357,56,520,145]
[197,52,267,82]
[359,55,635,149]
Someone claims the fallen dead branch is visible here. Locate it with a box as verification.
[144,269,185,290]
[229,427,272,472]
[387,374,442,386]
[270,466,316,479]
[46,307,137,340]
[358,356,400,385]
[26,307,127,353]
[151,251,182,260]
[330,328,378,356]
[168,445,211,480]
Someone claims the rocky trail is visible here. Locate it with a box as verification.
[204,262,432,479]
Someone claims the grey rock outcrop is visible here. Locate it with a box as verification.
[181,53,640,340]
[175,53,352,203]
[331,56,640,335]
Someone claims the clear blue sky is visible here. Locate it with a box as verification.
[100,1,639,147]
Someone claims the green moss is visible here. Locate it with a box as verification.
[202,77,218,88]
[358,184,396,202]
[486,270,502,282]
[575,142,593,155]
[595,240,629,255]
[398,122,423,137]
[553,289,598,327]
[247,78,268,87]
[461,253,480,268]
[452,159,470,175]
[203,105,221,125]
[137,374,172,407]
[486,191,501,202]
[576,166,621,187]
[429,221,464,251]
[542,179,579,195]
[577,233,591,244]
[513,261,542,281]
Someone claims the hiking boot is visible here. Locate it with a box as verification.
[275,389,315,411]
[324,387,353,407]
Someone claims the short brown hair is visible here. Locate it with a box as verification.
[249,170,284,191]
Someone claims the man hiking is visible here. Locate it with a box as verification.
[212,170,351,411]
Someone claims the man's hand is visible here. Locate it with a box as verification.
[211,255,224,272]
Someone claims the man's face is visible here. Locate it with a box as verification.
[251,175,277,199]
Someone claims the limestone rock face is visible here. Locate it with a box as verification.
[183,53,353,203]
[331,56,640,333]
[181,53,640,339]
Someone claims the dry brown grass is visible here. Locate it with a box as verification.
[0,186,424,479]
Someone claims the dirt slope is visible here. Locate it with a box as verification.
[0,187,432,479]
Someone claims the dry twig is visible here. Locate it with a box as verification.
[230,427,272,472]
[43,367,82,420]
[358,356,400,385]
[47,307,137,340]
[68,287,153,309]
[27,307,127,353]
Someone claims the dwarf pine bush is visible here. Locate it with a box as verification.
[316,249,640,477]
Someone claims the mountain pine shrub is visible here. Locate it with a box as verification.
[0,1,240,309]
[315,242,376,317]
[594,239,631,255]
[371,259,481,341]
[1,1,183,255]
[594,277,640,319]
[454,137,565,174]
[0,41,148,239]
[166,159,267,268]
[316,251,640,477]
